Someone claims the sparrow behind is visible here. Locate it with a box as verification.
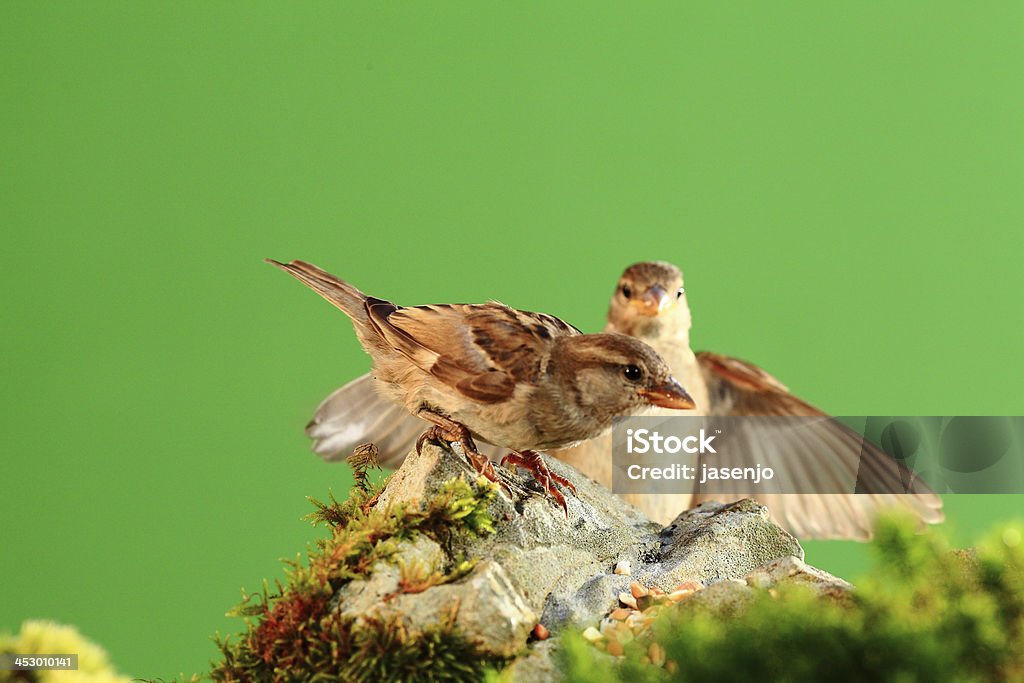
[561,260,943,539]
[268,259,695,511]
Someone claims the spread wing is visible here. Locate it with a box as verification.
[366,300,580,403]
[693,352,943,540]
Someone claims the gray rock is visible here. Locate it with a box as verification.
[390,560,537,658]
[379,444,662,619]
[637,499,804,590]
[678,579,757,616]
[332,443,854,676]
[503,643,569,683]
[335,535,444,620]
[540,572,633,630]
[503,639,563,683]
[744,555,853,601]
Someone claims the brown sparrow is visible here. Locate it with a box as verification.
[268,259,695,512]
[556,261,943,539]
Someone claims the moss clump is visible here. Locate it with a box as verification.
[210,475,500,682]
[0,620,132,683]
[561,513,1024,683]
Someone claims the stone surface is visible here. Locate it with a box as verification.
[335,535,444,621]
[744,555,853,601]
[334,443,850,676]
[390,560,537,658]
[637,499,805,591]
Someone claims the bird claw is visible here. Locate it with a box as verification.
[416,426,447,456]
[500,450,577,516]
[416,426,511,496]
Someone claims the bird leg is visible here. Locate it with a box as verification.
[415,409,503,487]
[500,450,577,515]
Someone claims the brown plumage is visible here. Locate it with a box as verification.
[268,259,695,512]
[580,260,944,539]
[298,260,942,539]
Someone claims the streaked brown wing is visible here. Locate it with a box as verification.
[693,351,943,540]
[368,301,579,403]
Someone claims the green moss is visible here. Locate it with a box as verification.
[0,620,133,683]
[210,475,501,682]
[561,513,1024,683]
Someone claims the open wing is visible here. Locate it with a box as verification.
[693,352,943,540]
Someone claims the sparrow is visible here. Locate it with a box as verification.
[553,261,943,539]
[267,259,695,512]
[300,261,943,539]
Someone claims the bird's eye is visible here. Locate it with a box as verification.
[623,364,642,381]
[621,285,632,299]
[676,287,685,298]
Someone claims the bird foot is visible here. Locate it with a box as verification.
[416,425,509,494]
[500,450,577,516]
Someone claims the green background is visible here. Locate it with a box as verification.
[2,2,1022,678]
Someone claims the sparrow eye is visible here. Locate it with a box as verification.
[623,364,642,381]
[621,285,632,299]
[677,287,685,298]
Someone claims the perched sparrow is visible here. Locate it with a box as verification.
[268,259,695,511]
[555,261,943,539]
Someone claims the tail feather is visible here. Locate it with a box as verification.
[266,259,370,325]
[306,373,418,464]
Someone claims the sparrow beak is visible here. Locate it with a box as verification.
[639,376,696,410]
[630,285,670,317]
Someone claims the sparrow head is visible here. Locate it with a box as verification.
[554,333,696,415]
[607,261,691,338]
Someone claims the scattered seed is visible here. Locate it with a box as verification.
[613,559,632,575]
[668,589,695,602]
[582,626,603,642]
[618,592,638,609]
[533,623,549,640]
[630,581,648,598]
[666,660,678,674]
[650,642,666,666]
[610,608,631,620]
[606,639,624,657]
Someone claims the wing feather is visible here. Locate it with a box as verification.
[694,352,943,540]
[366,301,579,404]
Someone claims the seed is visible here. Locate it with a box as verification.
[614,559,632,575]
[533,623,549,640]
[649,642,666,666]
[618,592,638,609]
[582,626,603,642]
[666,660,678,674]
[606,639,624,657]
[636,595,655,611]
[630,581,648,598]
[610,608,631,620]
